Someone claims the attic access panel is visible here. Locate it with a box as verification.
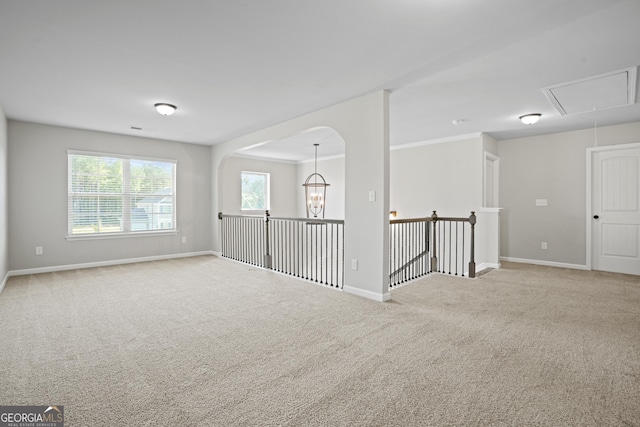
[542,67,637,116]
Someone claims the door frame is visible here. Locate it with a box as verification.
[586,141,640,271]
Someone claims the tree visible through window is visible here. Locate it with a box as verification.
[241,171,269,210]
[68,151,176,235]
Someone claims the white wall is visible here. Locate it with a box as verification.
[499,121,640,266]
[222,156,298,217]
[390,136,483,219]
[0,106,7,287]
[8,121,212,271]
[389,134,501,269]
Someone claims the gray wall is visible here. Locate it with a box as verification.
[0,106,7,282]
[499,121,640,266]
[390,136,483,218]
[8,121,212,271]
[222,156,298,217]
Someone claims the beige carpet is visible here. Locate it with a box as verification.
[0,256,638,426]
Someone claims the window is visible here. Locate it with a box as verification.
[241,171,269,210]
[68,151,176,236]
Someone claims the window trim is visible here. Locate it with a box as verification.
[67,150,177,239]
[240,171,270,211]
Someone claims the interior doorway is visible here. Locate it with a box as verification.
[588,143,640,275]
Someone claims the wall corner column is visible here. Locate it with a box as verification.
[343,91,390,302]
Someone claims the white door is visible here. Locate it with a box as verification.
[592,145,640,275]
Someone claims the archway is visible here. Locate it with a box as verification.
[219,126,345,219]
[211,91,390,301]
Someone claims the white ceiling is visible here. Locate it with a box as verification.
[1,0,639,162]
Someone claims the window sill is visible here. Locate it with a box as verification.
[66,230,179,241]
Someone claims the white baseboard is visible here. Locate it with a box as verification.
[500,257,589,271]
[7,251,216,277]
[477,262,501,272]
[343,286,391,302]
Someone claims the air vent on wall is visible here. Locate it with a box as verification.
[129,126,156,132]
[542,67,637,116]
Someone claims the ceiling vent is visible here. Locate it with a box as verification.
[542,67,637,116]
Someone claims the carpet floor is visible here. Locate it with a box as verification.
[0,256,638,426]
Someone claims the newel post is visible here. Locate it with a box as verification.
[264,210,272,269]
[430,210,438,272]
[218,212,224,256]
[468,211,476,278]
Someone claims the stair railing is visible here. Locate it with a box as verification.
[219,211,344,289]
[390,211,476,288]
[219,209,476,292]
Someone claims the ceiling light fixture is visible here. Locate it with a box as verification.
[519,113,541,125]
[154,103,177,116]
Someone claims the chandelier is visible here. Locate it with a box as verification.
[302,143,330,218]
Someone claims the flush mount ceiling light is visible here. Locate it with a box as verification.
[154,103,177,116]
[519,113,541,125]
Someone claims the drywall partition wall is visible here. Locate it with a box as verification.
[390,135,483,219]
[482,133,499,157]
[296,156,345,219]
[0,106,8,288]
[8,121,212,271]
[343,92,389,301]
[499,121,640,267]
[212,91,390,301]
[222,156,298,217]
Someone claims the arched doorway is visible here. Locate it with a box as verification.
[221,126,346,219]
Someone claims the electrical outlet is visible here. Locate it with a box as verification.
[181,236,187,244]
[541,242,547,250]
[35,246,43,255]
[351,259,358,270]
[536,199,548,206]
[368,191,376,202]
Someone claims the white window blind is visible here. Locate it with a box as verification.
[68,152,176,236]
